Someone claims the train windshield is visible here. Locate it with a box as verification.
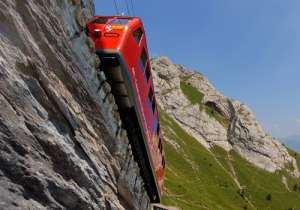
[92,17,131,25]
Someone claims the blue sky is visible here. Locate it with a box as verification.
[94,0,300,138]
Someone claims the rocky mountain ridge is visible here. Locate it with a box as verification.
[151,56,299,177]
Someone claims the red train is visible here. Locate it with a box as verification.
[86,16,165,202]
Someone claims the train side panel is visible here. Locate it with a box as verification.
[86,16,165,198]
[119,23,165,193]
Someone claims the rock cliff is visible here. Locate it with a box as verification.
[0,0,149,209]
[151,56,299,177]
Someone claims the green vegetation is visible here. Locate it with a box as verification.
[160,110,249,210]
[204,106,230,128]
[227,150,300,210]
[180,80,204,105]
[288,148,300,172]
[159,109,300,210]
[180,79,230,128]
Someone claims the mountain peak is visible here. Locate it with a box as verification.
[152,56,299,177]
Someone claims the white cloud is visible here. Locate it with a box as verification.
[297,118,300,125]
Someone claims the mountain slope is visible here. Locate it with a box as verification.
[151,57,300,210]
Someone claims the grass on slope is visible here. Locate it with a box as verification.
[159,110,249,210]
[204,106,230,128]
[212,146,300,210]
[160,109,300,210]
[179,79,229,128]
[288,148,300,172]
[180,80,204,105]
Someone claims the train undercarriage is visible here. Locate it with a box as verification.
[98,52,160,203]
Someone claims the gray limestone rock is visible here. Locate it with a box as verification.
[151,56,299,177]
[0,0,149,209]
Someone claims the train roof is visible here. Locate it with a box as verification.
[89,15,142,24]
[88,16,144,33]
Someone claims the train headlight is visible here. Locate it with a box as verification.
[94,29,101,37]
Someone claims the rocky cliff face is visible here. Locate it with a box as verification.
[151,57,299,177]
[0,1,149,209]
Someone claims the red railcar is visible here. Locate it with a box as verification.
[86,16,165,202]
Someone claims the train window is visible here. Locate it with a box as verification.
[145,64,151,81]
[153,118,158,133]
[111,19,130,24]
[148,88,156,115]
[92,17,108,24]
[162,157,165,169]
[139,48,147,71]
[139,48,151,82]
[148,87,153,100]
[92,17,131,25]
[152,97,156,114]
[133,28,143,43]
[158,138,163,153]
[157,124,160,135]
